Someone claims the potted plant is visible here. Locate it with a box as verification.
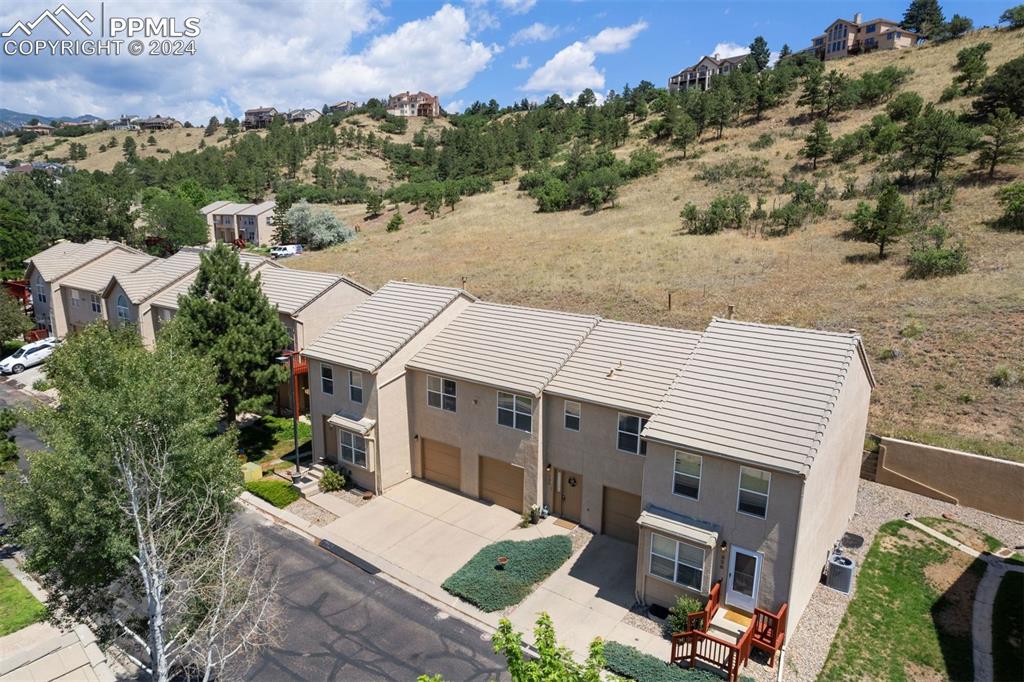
[496,556,509,570]
[529,503,540,525]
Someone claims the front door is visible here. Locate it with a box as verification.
[555,470,582,522]
[726,546,762,613]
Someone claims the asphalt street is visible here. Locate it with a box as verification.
[241,514,509,681]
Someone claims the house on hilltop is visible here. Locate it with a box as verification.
[139,115,181,130]
[386,91,440,118]
[244,107,278,129]
[805,12,923,60]
[329,101,359,114]
[20,123,54,136]
[288,108,322,124]
[668,53,750,93]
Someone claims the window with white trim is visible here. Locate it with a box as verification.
[116,294,129,322]
[673,451,702,500]
[427,375,456,412]
[70,290,81,307]
[617,413,648,455]
[348,370,363,403]
[563,400,580,431]
[90,294,101,313]
[649,533,704,591]
[321,365,334,395]
[35,284,46,304]
[340,430,367,468]
[497,391,532,433]
[737,466,771,518]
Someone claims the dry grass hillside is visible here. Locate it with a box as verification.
[292,28,1024,460]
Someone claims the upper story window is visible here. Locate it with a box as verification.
[90,294,101,313]
[497,391,532,433]
[673,451,702,500]
[116,294,129,322]
[348,370,363,403]
[70,290,81,307]
[427,375,456,412]
[737,466,771,518]
[340,430,367,468]
[650,533,704,591]
[617,413,648,455]
[866,24,877,32]
[563,400,580,431]
[321,365,334,395]
[35,284,47,304]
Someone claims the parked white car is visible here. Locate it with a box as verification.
[0,338,59,375]
[270,244,303,259]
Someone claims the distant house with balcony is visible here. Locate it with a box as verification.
[139,115,181,130]
[329,101,359,114]
[20,123,54,136]
[288,108,322,124]
[111,114,140,131]
[386,92,441,118]
[807,12,922,61]
[668,53,750,93]
[244,107,278,129]
[200,200,277,246]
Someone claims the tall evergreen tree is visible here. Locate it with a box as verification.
[797,71,825,116]
[953,42,992,93]
[902,0,946,36]
[802,120,833,169]
[778,44,792,60]
[749,36,771,71]
[850,185,912,258]
[169,244,289,422]
[977,108,1023,178]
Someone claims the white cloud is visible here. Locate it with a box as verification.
[498,0,537,15]
[1,1,492,122]
[445,99,465,113]
[522,20,647,95]
[711,41,749,58]
[513,56,531,70]
[509,21,558,46]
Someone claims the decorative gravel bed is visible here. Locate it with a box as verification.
[289,498,338,527]
[328,487,372,508]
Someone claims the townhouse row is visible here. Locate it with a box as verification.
[303,281,874,628]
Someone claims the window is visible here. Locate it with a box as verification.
[348,370,363,403]
[673,451,702,500]
[866,24,877,33]
[649,533,704,591]
[321,365,334,395]
[497,391,532,433]
[427,375,456,412]
[35,284,46,304]
[563,400,580,431]
[737,466,771,518]
[70,290,81,308]
[340,430,367,468]
[617,413,648,455]
[116,294,129,322]
[90,294,101,313]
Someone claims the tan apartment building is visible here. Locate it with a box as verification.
[386,91,441,118]
[102,248,205,341]
[668,53,749,93]
[808,13,921,60]
[24,240,154,338]
[303,281,474,494]
[200,201,277,246]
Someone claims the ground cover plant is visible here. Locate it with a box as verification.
[244,479,299,508]
[0,564,46,637]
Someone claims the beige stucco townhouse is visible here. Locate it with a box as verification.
[405,302,599,513]
[636,319,873,626]
[24,239,154,338]
[200,201,277,246]
[303,281,474,494]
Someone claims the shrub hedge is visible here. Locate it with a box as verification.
[245,479,299,508]
[603,641,727,682]
[441,535,572,612]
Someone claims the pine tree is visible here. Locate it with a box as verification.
[822,71,854,119]
[749,36,771,71]
[425,190,443,218]
[977,108,1023,178]
[779,44,792,60]
[169,244,290,422]
[365,193,384,218]
[850,185,912,258]
[122,136,138,162]
[902,0,946,36]
[802,120,833,169]
[797,71,825,117]
[953,42,992,93]
[906,105,977,180]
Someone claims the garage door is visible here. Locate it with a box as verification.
[422,439,461,490]
[602,486,641,544]
[479,456,524,513]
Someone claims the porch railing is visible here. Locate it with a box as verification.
[751,603,788,667]
[670,625,752,682]
[685,579,721,632]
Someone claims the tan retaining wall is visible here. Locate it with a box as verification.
[875,437,1024,521]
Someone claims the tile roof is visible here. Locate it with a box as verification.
[60,249,155,293]
[302,281,466,372]
[212,202,250,216]
[642,318,873,477]
[546,319,702,414]
[407,302,600,396]
[236,201,276,216]
[108,249,204,303]
[257,267,368,315]
[148,252,279,309]
[25,239,120,282]
[199,200,231,215]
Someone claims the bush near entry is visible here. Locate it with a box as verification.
[244,479,299,508]
[441,536,572,612]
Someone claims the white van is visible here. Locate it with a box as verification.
[0,337,59,375]
[270,244,304,259]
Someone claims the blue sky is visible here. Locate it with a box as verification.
[0,0,1009,122]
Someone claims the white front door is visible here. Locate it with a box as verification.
[725,545,762,613]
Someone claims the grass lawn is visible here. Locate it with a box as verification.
[442,536,572,612]
[993,571,1024,682]
[0,564,47,637]
[238,415,312,465]
[244,479,300,508]
[821,520,986,681]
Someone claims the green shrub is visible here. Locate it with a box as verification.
[886,91,924,121]
[386,214,403,232]
[604,641,722,682]
[749,133,774,150]
[900,320,926,338]
[989,364,1020,387]
[31,379,52,392]
[245,479,299,508]
[441,536,572,611]
[939,83,962,102]
[667,594,703,634]
[906,242,969,279]
[995,182,1024,231]
[318,467,346,493]
[679,193,750,234]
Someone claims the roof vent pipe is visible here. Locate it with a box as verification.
[727,304,735,319]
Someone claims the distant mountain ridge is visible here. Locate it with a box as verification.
[0,108,102,132]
